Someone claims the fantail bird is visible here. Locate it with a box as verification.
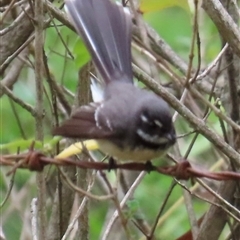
[53,0,176,162]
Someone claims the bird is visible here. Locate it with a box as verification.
[53,0,176,162]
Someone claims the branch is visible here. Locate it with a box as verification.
[34,0,47,238]
[0,5,34,67]
[202,0,240,58]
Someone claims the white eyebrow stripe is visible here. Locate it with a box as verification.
[154,120,163,128]
[141,114,149,123]
[136,129,169,144]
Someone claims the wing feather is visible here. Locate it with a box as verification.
[53,103,113,139]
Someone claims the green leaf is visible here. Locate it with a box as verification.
[125,199,144,219]
[139,0,190,13]
[0,137,61,154]
[73,39,91,68]
[0,140,42,153]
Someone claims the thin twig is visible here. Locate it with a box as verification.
[34,0,47,238]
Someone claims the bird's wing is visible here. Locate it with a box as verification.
[53,103,114,139]
[53,103,116,139]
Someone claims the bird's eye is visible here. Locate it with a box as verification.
[141,115,154,126]
[140,114,163,129]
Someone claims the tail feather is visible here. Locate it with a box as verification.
[65,0,133,84]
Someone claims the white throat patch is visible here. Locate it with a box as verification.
[136,129,169,145]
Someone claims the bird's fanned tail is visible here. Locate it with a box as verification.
[65,0,133,84]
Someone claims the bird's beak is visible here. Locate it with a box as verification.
[166,132,176,145]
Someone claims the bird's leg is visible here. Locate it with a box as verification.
[108,157,117,171]
[144,160,154,173]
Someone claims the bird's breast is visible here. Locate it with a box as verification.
[96,139,167,162]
